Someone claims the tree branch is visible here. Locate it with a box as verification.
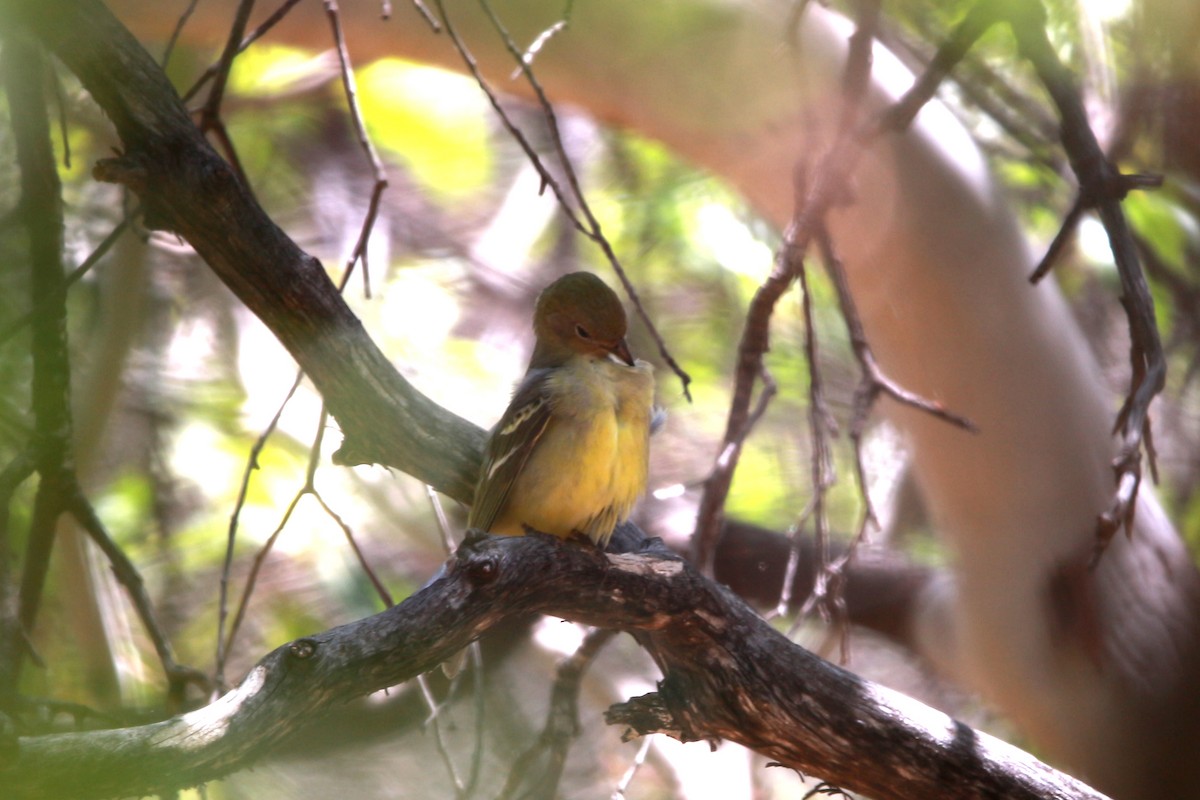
[0,0,486,503]
[0,532,1110,800]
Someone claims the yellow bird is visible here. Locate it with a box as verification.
[468,272,656,547]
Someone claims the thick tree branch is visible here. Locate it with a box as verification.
[2,32,70,704]
[714,521,932,647]
[0,0,485,503]
[85,2,1200,795]
[0,533,1109,800]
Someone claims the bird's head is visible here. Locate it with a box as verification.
[532,272,635,368]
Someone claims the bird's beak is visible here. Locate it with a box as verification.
[611,338,636,366]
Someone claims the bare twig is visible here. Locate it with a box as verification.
[323,0,388,298]
[509,16,569,79]
[790,254,838,628]
[819,224,976,501]
[481,0,691,398]
[694,0,887,574]
[699,0,1160,575]
[0,210,138,347]
[612,734,653,799]
[423,489,486,797]
[802,782,854,799]
[426,485,459,554]
[415,674,469,798]
[181,0,306,104]
[876,1,1005,136]
[429,0,691,399]
[216,370,303,689]
[65,485,211,705]
[160,0,201,69]
[880,0,1167,553]
[220,405,394,674]
[783,1,887,623]
[220,480,303,676]
[693,358,779,574]
[403,0,440,31]
[499,627,616,799]
[998,0,1165,553]
[193,0,256,186]
[883,11,1062,172]
[1135,233,1200,358]
[1028,194,1088,283]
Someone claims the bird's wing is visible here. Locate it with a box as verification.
[467,369,554,532]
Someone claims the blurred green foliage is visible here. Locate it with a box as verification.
[1,0,1199,795]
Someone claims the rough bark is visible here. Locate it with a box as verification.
[0,0,486,504]
[0,532,1110,800]
[6,0,1200,796]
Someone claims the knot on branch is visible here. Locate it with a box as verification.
[288,638,317,660]
[92,154,181,231]
[93,154,147,193]
[453,529,505,587]
[464,554,499,586]
[606,691,683,741]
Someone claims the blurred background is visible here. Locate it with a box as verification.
[2,0,1199,797]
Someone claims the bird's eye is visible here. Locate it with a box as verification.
[574,324,591,339]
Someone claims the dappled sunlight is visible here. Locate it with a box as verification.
[5,0,1200,796]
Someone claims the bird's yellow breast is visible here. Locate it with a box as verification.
[492,358,654,545]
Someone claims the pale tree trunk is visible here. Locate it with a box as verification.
[107,1,1200,796]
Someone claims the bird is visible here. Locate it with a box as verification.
[468,271,656,547]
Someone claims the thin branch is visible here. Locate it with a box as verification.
[196,0,254,122]
[64,483,211,704]
[426,485,459,554]
[428,0,691,399]
[694,0,884,574]
[220,483,303,671]
[499,627,615,800]
[216,371,303,690]
[875,1,1006,136]
[802,782,853,799]
[509,15,570,79]
[877,0,1167,553]
[484,0,691,400]
[193,0,256,187]
[1028,194,1088,283]
[790,253,838,627]
[323,0,389,298]
[692,360,778,574]
[220,404,394,673]
[3,37,205,710]
[314,484,394,606]
[999,0,1165,552]
[611,731,653,799]
[0,210,137,348]
[882,11,1062,172]
[387,0,439,31]
[415,674,469,798]
[181,0,306,104]
[12,0,486,496]
[160,0,201,69]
